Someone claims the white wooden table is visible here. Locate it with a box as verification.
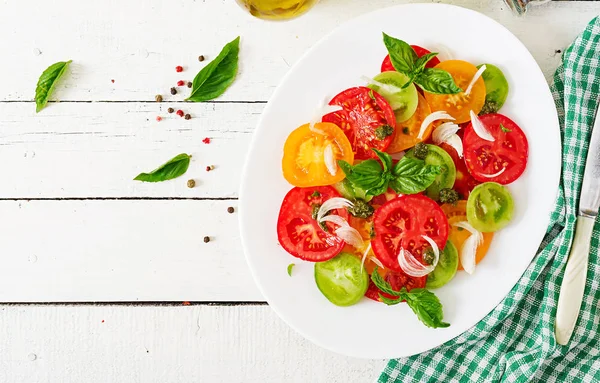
[1,0,599,381]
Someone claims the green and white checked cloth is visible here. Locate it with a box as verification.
[380,17,600,383]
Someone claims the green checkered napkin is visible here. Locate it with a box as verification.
[379,16,600,383]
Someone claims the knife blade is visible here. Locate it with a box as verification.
[579,106,600,218]
[555,103,600,345]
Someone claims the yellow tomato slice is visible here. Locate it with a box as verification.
[387,92,432,153]
[424,60,486,124]
[282,122,354,187]
[441,201,493,270]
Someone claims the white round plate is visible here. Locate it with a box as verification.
[239,4,560,359]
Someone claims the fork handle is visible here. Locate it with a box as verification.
[555,216,595,345]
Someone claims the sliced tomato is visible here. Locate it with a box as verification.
[439,142,480,198]
[369,188,399,208]
[365,268,426,302]
[381,45,441,72]
[424,60,486,124]
[322,87,396,160]
[282,122,354,187]
[277,186,347,262]
[463,113,528,185]
[388,92,433,153]
[441,201,493,270]
[371,195,449,272]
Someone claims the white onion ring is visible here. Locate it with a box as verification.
[419,111,455,139]
[465,65,486,96]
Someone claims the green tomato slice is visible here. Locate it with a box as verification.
[467,182,514,232]
[314,252,368,306]
[478,63,509,115]
[368,72,418,123]
[406,144,456,200]
[426,241,459,289]
[334,179,372,202]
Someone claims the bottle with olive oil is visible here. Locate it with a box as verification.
[235,0,319,20]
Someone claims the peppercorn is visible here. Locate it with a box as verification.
[177,80,185,87]
[187,179,195,188]
[155,94,163,102]
[176,66,183,72]
[185,114,191,120]
[227,207,234,214]
[156,116,162,122]
[187,82,192,88]
[203,236,210,243]
[198,55,205,62]
[206,165,214,172]
[170,87,177,95]
[176,110,184,117]
[168,107,174,114]
[202,137,211,144]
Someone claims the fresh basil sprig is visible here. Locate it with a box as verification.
[35,60,72,113]
[134,153,191,182]
[382,33,461,95]
[338,149,440,197]
[371,267,449,328]
[186,36,240,102]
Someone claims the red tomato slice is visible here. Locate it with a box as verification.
[365,270,426,302]
[463,113,529,185]
[371,195,449,272]
[381,45,441,72]
[439,142,480,199]
[322,87,396,160]
[277,186,347,262]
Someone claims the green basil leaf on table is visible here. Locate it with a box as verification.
[186,36,240,102]
[382,33,417,75]
[34,60,72,113]
[403,288,450,328]
[414,68,462,95]
[134,153,191,182]
[389,156,441,194]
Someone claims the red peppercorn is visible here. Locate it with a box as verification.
[202,137,211,144]
[111,79,115,83]
[177,80,185,86]
[176,66,183,72]
[156,116,162,122]
[176,110,184,117]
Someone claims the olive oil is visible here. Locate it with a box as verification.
[236,0,319,20]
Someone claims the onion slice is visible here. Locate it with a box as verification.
[369,256,385,269]
[361,75,402,94]
[452,221,483,243]
[398,248,435,277]
[317,198,353,222]
[460,234,479,274]
[429,44,453,61]
[480,167,506,178]
[432,122,461,144]
[309,103,342,134]
[419,111,455,139]
[323,144,337,176]
[319,214,349,228]
[360,242,372,273]
[465,64,486,96]
[334,226,364,249]
[470,110,495,142]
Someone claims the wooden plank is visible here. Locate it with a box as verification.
[1,0,599,102]
[0,102,259,198]
[0,200,262,302]
[0,305,384,382]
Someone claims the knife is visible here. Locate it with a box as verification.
[555,105,600,345]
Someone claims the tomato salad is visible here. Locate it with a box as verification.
[276,33,528,328]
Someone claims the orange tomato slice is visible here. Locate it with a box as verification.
[282,122,354,187]
[441,201,493,270]
[387,92,432,153]
[424,60,486,124]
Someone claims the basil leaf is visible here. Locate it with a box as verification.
[382,33,417,75]
[403,288,450,328]
[35,60,72,113]
[380,294,402,306]
[414,68,462,95]
[389,156,441,194]
[134,153,191,182]
[338,159,384,191]
[287,263,295,276]
[413,52,438,73]
[186,37,240,102]
[371,267,401,297]
[373,148,393,172]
